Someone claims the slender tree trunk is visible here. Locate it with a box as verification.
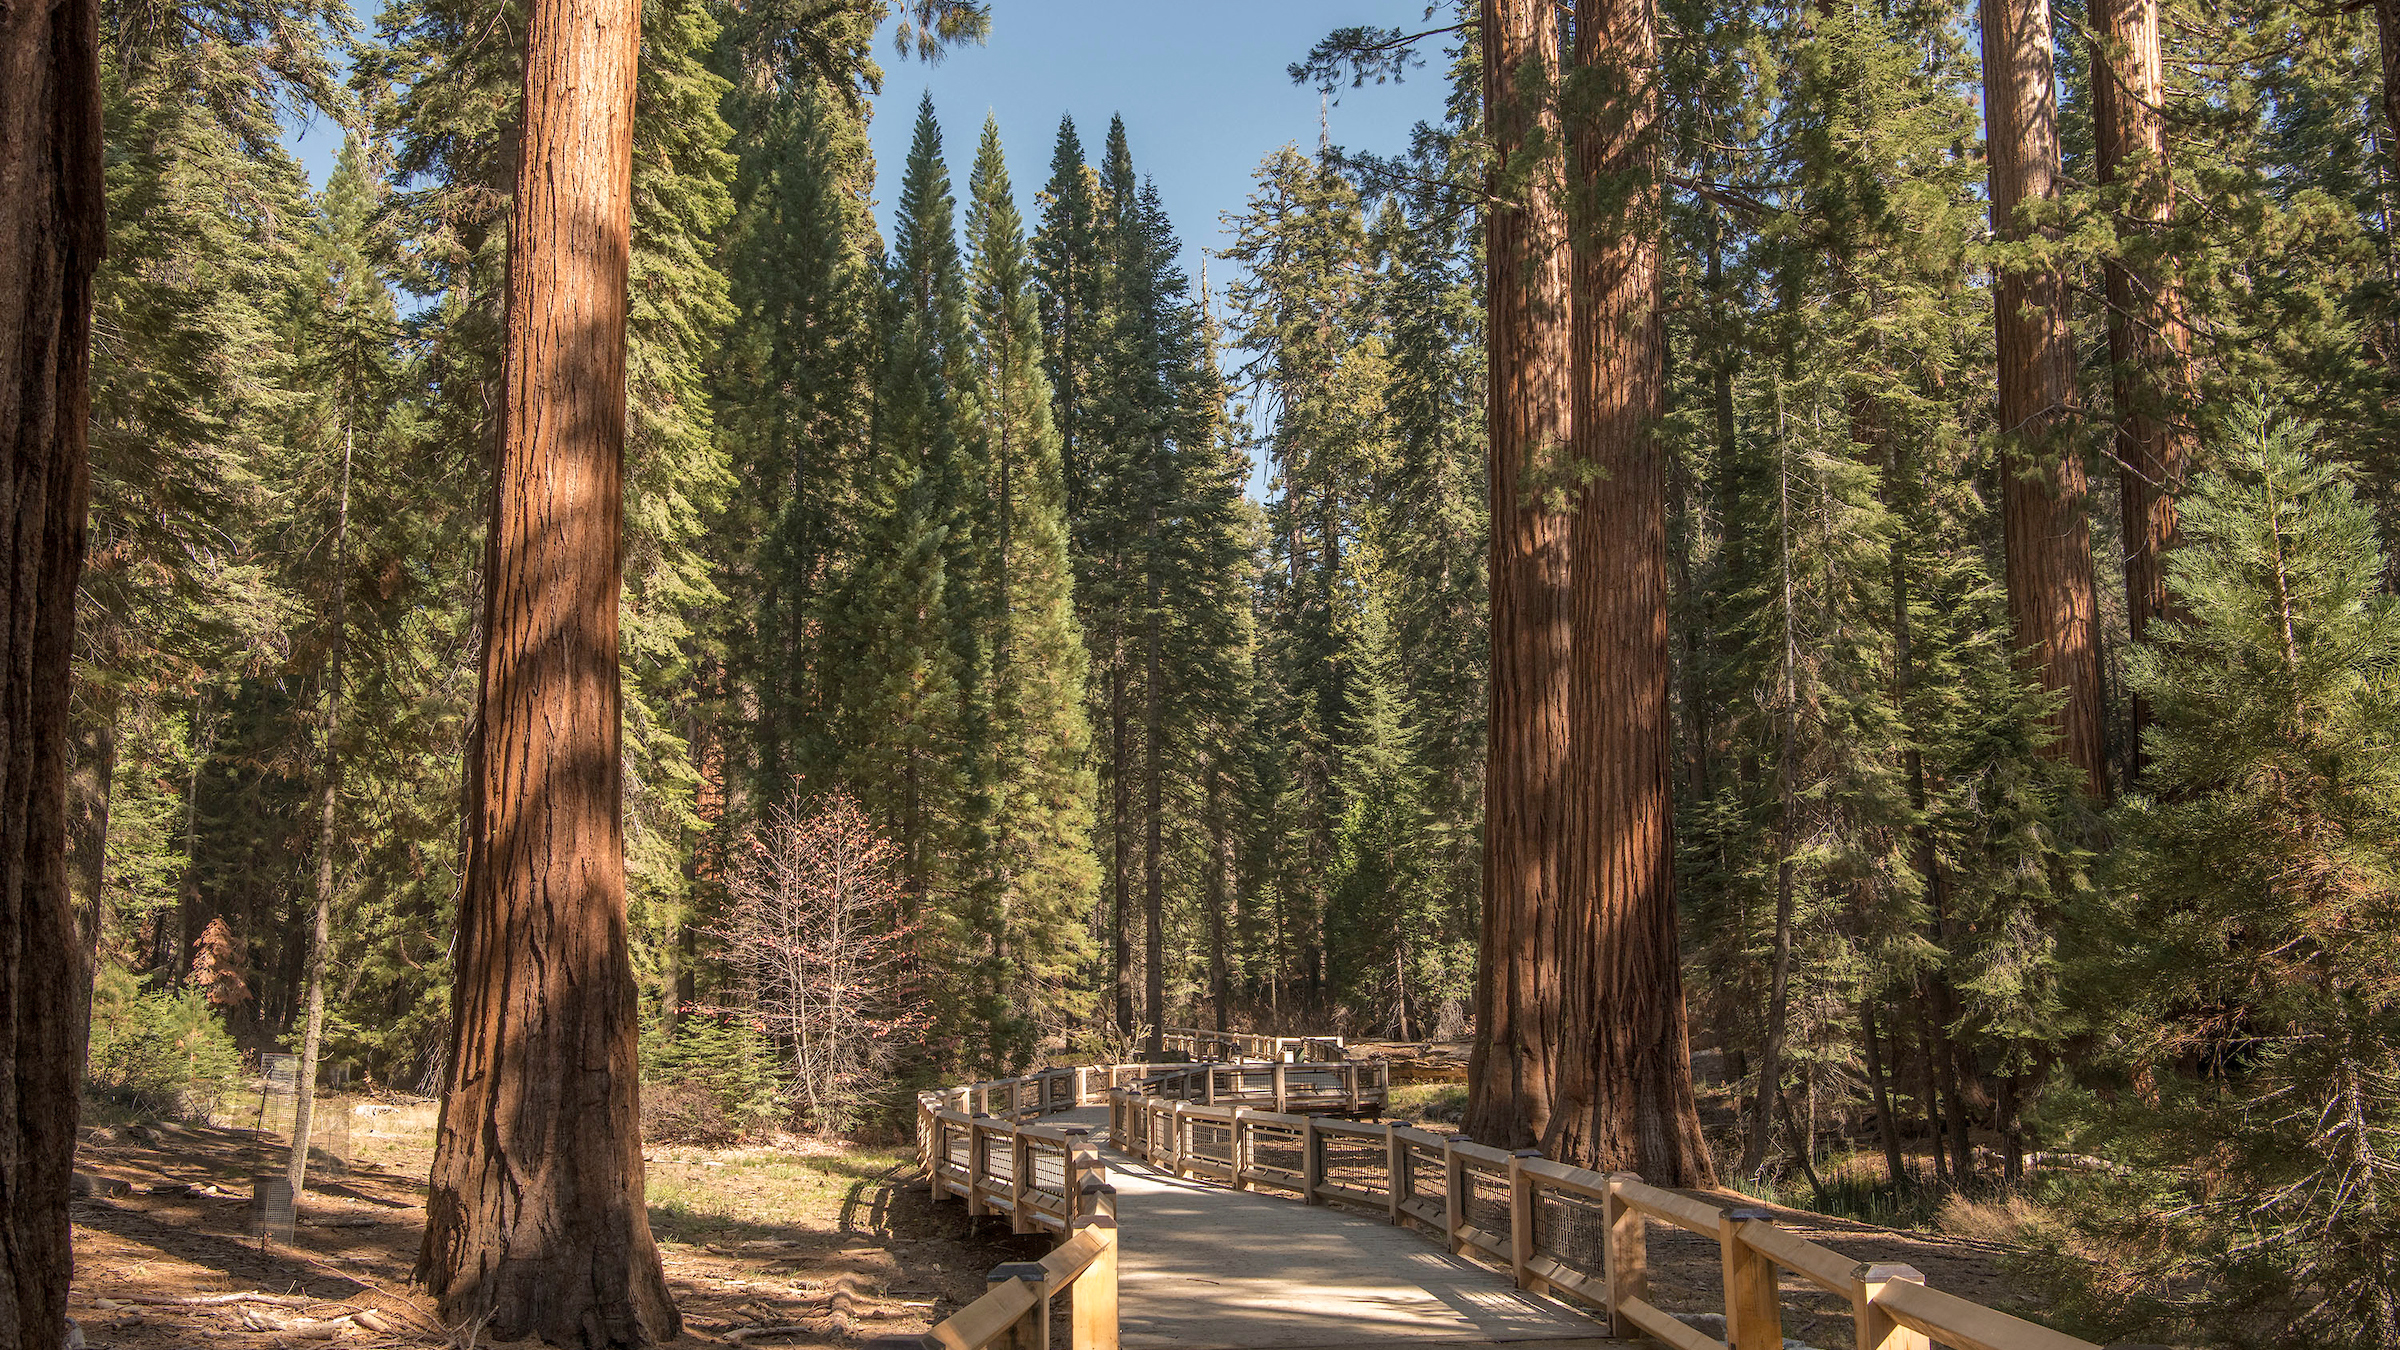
[1206,764,1231,1035]
[1545,0,1714,1185]
[1111,655,1133,1037]
[1142,492,1164,1058]
[2091,0,2189,770]
[1466,0,1576,1152]
[1741,405,1800,1178]
[1,0,103,1339]
[67,687,116,967]
[2375,0,2400,167]
[1983,0,2109,798]
[288,427,352,1204]
[1862,1001,1907,1186]
[415,0,676,1336]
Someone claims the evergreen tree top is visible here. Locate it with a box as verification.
[894,91,965,318]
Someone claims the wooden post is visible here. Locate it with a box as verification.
[1442,1140,1466,1250]
[1302,1116,1326,1205]
[1273,1063,1288,1113]
[1384,1122,1403,1222]
[987,1260,1050,1350]
[965,1117,987,1215]
[1508,1148,1544,1293]
[1344,1063,1359,1114]
[1204,1065,1217,1106]
[1603,1173,1647,1339]
[1231,1108,1252,1191]
[1170,1104,1188,1177]
[1062,1127,1090,1218]
[1070,1215,1119,1350]
[1720,1206,1782,1350]
[1854,1263,1932,1350]
[1010,1130,1033,1234]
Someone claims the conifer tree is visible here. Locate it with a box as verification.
[962,115,1098,1068]
[2058,408,2400,1347]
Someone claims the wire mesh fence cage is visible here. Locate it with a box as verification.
[1320,1132,1388,1197]
[1187,1118,1236,1168]
[1247,1125,1307,1191]
[1462,1161,1512,1235]
[1532,1185,1609,1277]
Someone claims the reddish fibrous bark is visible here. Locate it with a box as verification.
[414,0,676,1338]
[1466,0,1576,1152]
[1983,0,2109,799]
[1542,0,1714,1187]
[2091,0,2190,764]
[1,0,103,1343]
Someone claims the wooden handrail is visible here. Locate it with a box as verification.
[1103,1086,2099,1350]
[918,1058,2099,1350]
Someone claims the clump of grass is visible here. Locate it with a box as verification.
[646,1146,912,1244]
[1385,1083,1468,1126]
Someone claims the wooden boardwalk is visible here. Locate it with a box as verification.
[1054,1107,1624,1350]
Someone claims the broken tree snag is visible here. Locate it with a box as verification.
[1983,0,2109,799]
[412,0,675,1337]
[0,0,105,1344]
[1467,0,1576,1153]
[1547,0,1714,1186]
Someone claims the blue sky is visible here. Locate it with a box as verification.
[290,3,1458,296]
[868,2,1454,296]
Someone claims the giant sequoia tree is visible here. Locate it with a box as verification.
[1983,0,2108,796]
[414,0,678,1337]
[1549,0,1712,1184]
[1465,0,1578,1152]
[0,0,103,1342]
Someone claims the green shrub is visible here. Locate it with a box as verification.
[85,967,244,1123]
[641,1008,787,1146]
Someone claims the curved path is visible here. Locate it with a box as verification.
[1053,1107,1625,1350]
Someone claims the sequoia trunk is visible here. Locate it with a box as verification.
[2090,0,2189,765]
[0,0,104,1342]
[414,0,677,1338]
[1544,0,1714,1186]
[1466,0,1577,1151]
[1984,0,2108,797]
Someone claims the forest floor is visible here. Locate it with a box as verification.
[68,1073,2058,1350]
[66,1100,1046,1350]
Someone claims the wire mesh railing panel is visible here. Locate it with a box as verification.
[1187,1119,1235,1166]
[1029,1144,1068,1197]
[1461,1161,1512,1236]
[980,1135,1014,1187]
[1320,1134,1389,1199]
[1532,1185,1609,1284]
[1404,1145,1448,1208]
[1247,1125,1307,1189]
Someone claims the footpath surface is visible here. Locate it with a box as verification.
[1052,1106,1624,1350]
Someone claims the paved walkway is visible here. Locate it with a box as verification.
[1052,1108,1622,1350]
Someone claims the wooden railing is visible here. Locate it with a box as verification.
[868,1205,1120,1350]
[1109,1091,2102,1350]
[1159,1025,1347,1063]
[1117,1058,1389,1114]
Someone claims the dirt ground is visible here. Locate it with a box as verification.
[70,1084,2051,1350]
[67,1102,1047,1350]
